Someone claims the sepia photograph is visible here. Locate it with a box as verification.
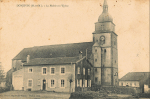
[0,0,149,98]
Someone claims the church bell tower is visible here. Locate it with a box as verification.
[92,0,118,86]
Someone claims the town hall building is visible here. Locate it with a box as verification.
[12,0,118,92]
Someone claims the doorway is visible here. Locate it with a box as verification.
[43,79,46,90]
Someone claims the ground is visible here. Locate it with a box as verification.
[1,91,149,99]
[0,91,71,99]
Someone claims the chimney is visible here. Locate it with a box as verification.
[79,51,82,59]
[27,55,30,63]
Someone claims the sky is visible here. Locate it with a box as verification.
[0,0,149,78]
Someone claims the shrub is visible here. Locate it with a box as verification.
[0,87,10,93]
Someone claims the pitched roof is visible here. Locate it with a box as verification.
[24,56,84,66]
[13,42,93,61]
[93,42,100,47]
[120,72,150,81]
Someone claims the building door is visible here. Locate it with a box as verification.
[43,79,46,90]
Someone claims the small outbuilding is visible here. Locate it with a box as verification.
[119,72,150,93]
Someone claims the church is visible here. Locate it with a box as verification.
[12,0,118,92]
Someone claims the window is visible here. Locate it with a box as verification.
[51,80,55,88]
[95,49,97,52]
[61,67,65,74]
[77,79,80,87]
[61,80,65,87]
[134,82,136,86]
[114,41,116,45]
[121,82,123,86]
[80,79,82,87]
[83,80,85,87]
[85,80,87,87]
[50,67,55,75]
[88,69,90,75]
[88,80,91,87]
[28,79,33,88]
[95,59,97,62]
[101,25,104,30]
[42,67,47,75]
[95,68,97,72]
[28,68,33,73]
[95,77,98,82]
[77,67,80,74]
[83,68,85,75]
[126,83,129,86]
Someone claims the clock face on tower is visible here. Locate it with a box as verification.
[100,36,105,41]
[100,35,105,45]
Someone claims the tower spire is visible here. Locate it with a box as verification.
[103,0,108,13]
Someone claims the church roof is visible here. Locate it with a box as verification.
[93,42,100,47]
[23,56,83,66]
[120,72,150,81]
[13,42,93,61]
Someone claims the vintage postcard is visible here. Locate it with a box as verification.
[0,0,149,98]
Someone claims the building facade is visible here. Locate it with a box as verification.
[12,0,118,92]
[12,56,92,92]
[119,72,150,93]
